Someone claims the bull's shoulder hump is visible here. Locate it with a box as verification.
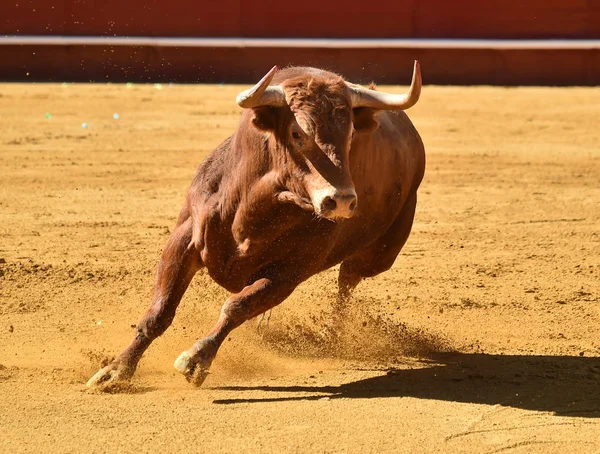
[190,135,235,191]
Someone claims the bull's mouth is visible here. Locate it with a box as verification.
[316,209,355,221]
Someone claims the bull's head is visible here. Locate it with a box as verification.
[236,62,421,220]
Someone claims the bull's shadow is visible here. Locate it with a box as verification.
[212,352,600,417]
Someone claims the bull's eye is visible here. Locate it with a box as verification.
[292,131,301,140]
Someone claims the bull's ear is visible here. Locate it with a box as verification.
[352,107,379,133]
[251,106,278,131]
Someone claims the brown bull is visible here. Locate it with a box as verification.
[88,61,425,388]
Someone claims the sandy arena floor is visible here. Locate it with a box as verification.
[1,80,599,453]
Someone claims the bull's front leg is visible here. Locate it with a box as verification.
[174,275,298,386]
[87,217,201,389]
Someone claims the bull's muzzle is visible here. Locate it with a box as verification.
[314,187,357,219]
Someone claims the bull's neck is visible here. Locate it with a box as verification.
[213,130,271,216]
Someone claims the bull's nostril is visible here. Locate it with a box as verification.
[321,196,337,212]
[349,200,357,212]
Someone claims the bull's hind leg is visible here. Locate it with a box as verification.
[174,275,299,386]
[87,217,201,388]
[337,193,417,307]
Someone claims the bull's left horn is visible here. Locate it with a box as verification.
[348,60,422,110]
[236,66,286,108]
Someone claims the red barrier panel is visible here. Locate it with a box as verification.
[3,1,600,84]
[3,0,600,39]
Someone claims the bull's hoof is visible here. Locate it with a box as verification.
[86,363,132,389]
[174,351,210,387]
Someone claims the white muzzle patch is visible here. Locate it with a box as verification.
[312,186,357,219]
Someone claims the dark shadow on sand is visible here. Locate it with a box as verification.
[212,352,600,417]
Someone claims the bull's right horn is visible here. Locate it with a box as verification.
[348,60,422,110]
[236,66,286,109]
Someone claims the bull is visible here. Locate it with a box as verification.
[87,61,425,388]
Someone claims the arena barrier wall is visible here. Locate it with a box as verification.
[2,1,599,85]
